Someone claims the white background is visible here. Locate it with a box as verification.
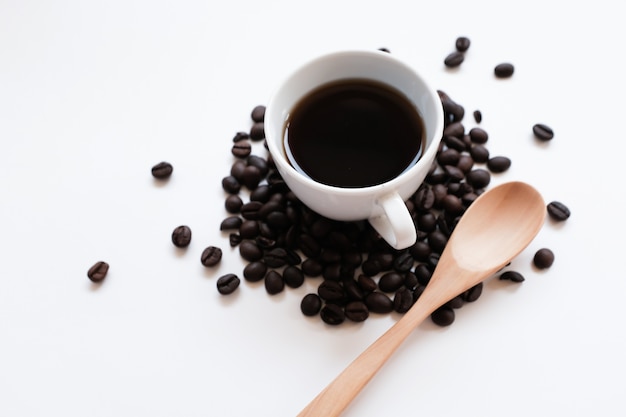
[1,1,624,416]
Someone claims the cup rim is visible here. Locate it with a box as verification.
[265,49,444,196]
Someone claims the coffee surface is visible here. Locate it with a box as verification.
[284,79,424,188]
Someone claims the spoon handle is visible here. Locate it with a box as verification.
[296,259,484,417]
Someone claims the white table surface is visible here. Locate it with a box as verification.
[1,1,624,416]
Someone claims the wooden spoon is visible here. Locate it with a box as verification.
[297,181,546,417]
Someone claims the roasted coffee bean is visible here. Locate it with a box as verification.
[250,105,266,122]
[393,288,414,313]
[225,194,243,213]
[533,123,554,141]
[361,258,381,277]
[414,264,432,286]
[232,131,250,142]
[494,62,515,78]
[443,135,467,152]
[246,155,270,176]
[220,216,242,231]
[87,261,109,283]
[357,274,378,293]
[241,165,262,189]
[469,144,489,163]
[462,282,483,302]
[455,36,471,52]
[264,270,285,295]
[345,301,369,322]
[284,248,302,265]
[263,247,288,268]
[221,175,241,194]
[229,233,242,247]
[466,169,491,188]
[446,295,464,309]
[364,291,394,314]
[343,278,365,301]
[473,110,482,123]
[250,184,271,202]
[171,225,192,248]
[241,201,263,220]
[414,186,435,211]
[392,252,414,273]
[301,293,322,316]
[243,261,267,282]
[255,235,276,249]
[239,241,263,262]
[533,248,555,269]
[283,265,305,288]
[443,122,465,138]
[239,220,260,239]
[301,258,323,277]
[417,212,437,233]
[249,122,265,141]
[217,274,240,295]
[547,201,571,221]
[151,161,173,179]
[469,127,488,144]
[318,280,346,302]
[487,156,511,173]
[231,141,252,158]
[378,272,405,293]
[409,241,431,262]
[201,246,223,267]
[428,230,449,253]
[230,160,246,180]
[444,51,464,68]
[403,271,418,290]
[437,148,461,166]
[431,306,455,326]
[320,303,345,325]
[266,211,290,230]
[322,263,342,281]
[499,270,525,282]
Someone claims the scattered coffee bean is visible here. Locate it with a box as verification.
[455,36,471,52]
[444,51,464,68]
[473,110,482,123]
[283,265,305,288]
[465,169,491,188]
[224,194,243,214]
[171,225,192,248]
[217,274,240,295]
[243,261,267,282]
[231,141,252,158]
[87,261,109,283]
[547,201,571,221]
[533,248,555,269]
[239,241,263,262]
[345,301,369,322]
[469,127,488,144]
[201,246,222,267]
[250,105,266,122]
[220,216,243,231]
[364,292,394,314]
[487,156,511,173]
[533,123,554,141]
[249,122,265,141]
[494,62,515,78]
[320,303,345,325]
[151,161,173,179]
[232,131,250,142]
[431,306,455,326]
[221,175,241,194]
[499,270,525,282]
[264,270,285,295]
[301,293,322,316]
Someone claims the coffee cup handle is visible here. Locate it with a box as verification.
[369,192,417,250]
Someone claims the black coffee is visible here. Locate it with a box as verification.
[284,79,425,188]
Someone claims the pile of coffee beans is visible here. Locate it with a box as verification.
[214,84,548,326]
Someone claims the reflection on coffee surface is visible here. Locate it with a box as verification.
[283,79,425,188]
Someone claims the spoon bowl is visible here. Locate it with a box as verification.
[297,181,546,417]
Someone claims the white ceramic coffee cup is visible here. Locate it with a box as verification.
[265,50,444,250]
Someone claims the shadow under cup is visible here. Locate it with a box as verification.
[264,50,444,248]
